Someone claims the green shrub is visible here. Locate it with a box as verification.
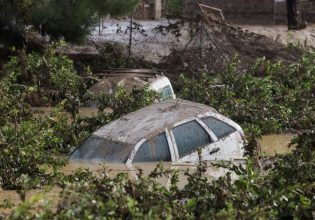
[0,119,67,190]
[1,0,140,44]
[3,132,314,219]
[0,53,159,189]
[179,53,315,135]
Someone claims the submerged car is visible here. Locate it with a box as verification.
[70,99,245,165]
[86,69,176,107]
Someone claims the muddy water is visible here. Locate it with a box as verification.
[260,134,294,156]
[62,160,238,190]
[0,162,234,214]
[33,107,99,117]
[0,188,61,215]
[0,134,294,214]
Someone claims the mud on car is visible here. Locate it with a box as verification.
[85,69,176,107]
[70,99,245,165]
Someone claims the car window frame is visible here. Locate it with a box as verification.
[200,116,237,139]
[126,112,240,165]
[196,111,240,135]
[169,117,218,160]
[126,129,175,165]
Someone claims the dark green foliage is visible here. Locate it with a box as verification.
[3,132,314,219]
[31,0,97,43]
[0,46,314,218]
[0,119,67,190]
[96,85,160,115]
[0,78,32,127]
[165,0,183,18]
[179,54,315,135]
[0,0,140,44]
[96,0,140,17]
[0,47,158,189]
[3,44,83,109]
[0,0,34,44]
[0,54,74,189]
[0,0,33,29]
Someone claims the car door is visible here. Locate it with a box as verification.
[199,116,243,160]
[170,117,241,163]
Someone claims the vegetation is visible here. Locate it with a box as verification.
[0,47,158,190]
[0,0,140,44]
[180,55,315,135]
[1,131,314,219]
[0,0,313,217]
[0,46,314,219]
[165,0,184,18]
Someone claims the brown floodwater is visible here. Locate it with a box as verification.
[0,188,61,215]
[0,161,236,214]
[0,131,295,214]
[260,134,294,156]
[33,107,99,117]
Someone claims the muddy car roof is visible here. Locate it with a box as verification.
[94,99,218,145]
[88,69,164,94]
[96,69,163,79]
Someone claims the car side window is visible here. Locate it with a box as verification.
[201,116,236,139]
[133,133,171,162]
[172,120,212,157]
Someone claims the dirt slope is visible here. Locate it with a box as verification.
[160,17,306,78]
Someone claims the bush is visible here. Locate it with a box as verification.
[0,120,67,190]
[3,44,84,112]
[179,54,315,135]
[1,0,140,44]
[3,132,314,219]
[0,49,159,189]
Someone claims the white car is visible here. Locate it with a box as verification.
[70,99,245,165]
[86,69,176,106]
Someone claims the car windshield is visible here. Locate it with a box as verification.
[159,85,173,100]
[70,135,133,163]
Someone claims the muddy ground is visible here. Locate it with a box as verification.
[242,24,315,48]
[1,20,315,77]
[89,19,315,62]
[84,19,315,83]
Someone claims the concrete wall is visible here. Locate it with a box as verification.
[134,0,163,20]
[184,0,315,24]
[274,0,315,24]
[154,0,163,20]
[135,0,315,24]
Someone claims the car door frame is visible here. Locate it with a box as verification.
[126,128,176,166]
[127,111,242,165]
[167,116,219,163]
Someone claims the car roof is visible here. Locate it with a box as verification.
[88,69,166,94]
[94,99,218,145]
